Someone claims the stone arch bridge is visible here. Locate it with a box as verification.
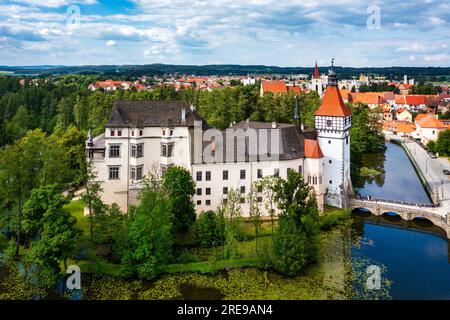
[349,196,450,238]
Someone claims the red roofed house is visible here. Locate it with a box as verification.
[260,80,302,96]
[414,114,448,145]
[314,61,352,208]
[394,95,432,112]
[89,80,131,91]
[260,80,287,96]
[349,92,386,109]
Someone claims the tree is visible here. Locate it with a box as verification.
[81,161,106,242]
[222,188,242,260]
[194,210,221,248]
[162,166,196,233]
[93,203,125,261]
[257,176,280,240]
[434,129,450,157]
[121,181,173,280]
[0,130,50,256]
[73,95,88,130]
[56,126,87,186]
[247,183,263,255]
[272,169,320,276]
[23,184,79,274]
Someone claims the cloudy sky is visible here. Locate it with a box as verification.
[0,0,449,67]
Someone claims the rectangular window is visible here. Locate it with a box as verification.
[131,166,143,180]
[240,198,245,204]
[240,186,245,194]
[109,166,120,180]
[240,169,246,179]
[196,171,202,181]
[197,200,201,205]
[257,196,262,203]
[109,145,120,158]
[298,165,302,174]
[223,187,228,195]
[274,168,279,177]
[139,130,143,136]
[206,200,211,206]
[131,130,135,137]
[131,144,144,158]
[205,171,211,181]
[196,188,202,196]
[110,130,115,136]
[206,188,211,195]
[257,169,263,178]
[161,143,173,157]
[223,170,228,180]
[117,130,122,137]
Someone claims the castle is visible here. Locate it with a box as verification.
[86,63,352,215]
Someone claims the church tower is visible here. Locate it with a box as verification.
[314,60,352,208]
[311,61,324,96]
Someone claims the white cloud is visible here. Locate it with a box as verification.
[11,0,97,7]
[106,40,117,46]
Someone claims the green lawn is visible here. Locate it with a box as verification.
[63,199,89,235]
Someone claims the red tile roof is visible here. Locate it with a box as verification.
[287,86,302,94]
[261,80,287,94]
[304,139,324,158]
[315,86,351,117]
[414,114,428,122]
[350,92,386,105]
[416,115,447,129]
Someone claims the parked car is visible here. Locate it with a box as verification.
[443,169,450,175]
[429,152,437,159]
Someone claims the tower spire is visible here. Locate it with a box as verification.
[313,61,320,79]
[294,95,300,124]
[327,58,337,86]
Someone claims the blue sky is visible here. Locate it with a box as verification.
[0,0,449,67]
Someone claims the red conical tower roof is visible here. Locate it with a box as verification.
[315,86,351,117]
[313,61,320,79]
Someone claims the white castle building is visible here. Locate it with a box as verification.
[86,64,352,215]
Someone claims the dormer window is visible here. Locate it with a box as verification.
[162,129,166,136]
[170,129,174,136]
[117,130,122,137]
[139,130,143,136]
[111,130,115,136]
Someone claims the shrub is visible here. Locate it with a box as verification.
[194,211,222,248]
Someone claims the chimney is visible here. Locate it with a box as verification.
[181,108,186,122]
[271,122,277,129]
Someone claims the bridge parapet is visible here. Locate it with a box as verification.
[349,198,450,239]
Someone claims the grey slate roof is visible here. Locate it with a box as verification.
[106,100,209,128]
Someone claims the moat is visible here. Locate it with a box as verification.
[352,141,450,299]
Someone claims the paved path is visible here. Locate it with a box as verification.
[401,140,450,216]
